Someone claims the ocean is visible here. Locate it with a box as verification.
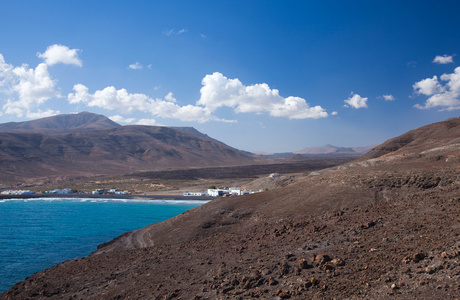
[0,197,207,293]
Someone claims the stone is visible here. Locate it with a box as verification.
[268,276,278,286]
[298,258,311,269]
[315,254,331,264]
[331,258,345,266]
[412,252,425,263]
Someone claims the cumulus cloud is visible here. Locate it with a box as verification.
[0,54,62,118]
[382,94,395,101]
[414,66,460,110]
[433,55,453,64]
[197,72,328,119]
[128,62,142,70]
[344,93,368,109]
[68,85,224,123]
[37,44,82,67]
[109,115,136,124]
[413,76,444,95]
[26,109,60,119]
[136,118,157,125]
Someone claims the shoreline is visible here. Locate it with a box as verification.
[0,193,215,201]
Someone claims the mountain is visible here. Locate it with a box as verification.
[356,117,460,163]
[0,111,120,133]
[0,112,256,182]
[257,144,377,160]
[173,126,254,156]
[296,144,377,155]
[3,118,460,299]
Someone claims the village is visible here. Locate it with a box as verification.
[1,173,282,198]
[184,173,281,197]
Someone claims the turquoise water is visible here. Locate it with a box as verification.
[0,198,207,293]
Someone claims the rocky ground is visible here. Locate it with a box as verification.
[2,162,459,300]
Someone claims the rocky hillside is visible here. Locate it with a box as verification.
[1,118,460,299]
[357,117,460,163]
[0,112,256,182]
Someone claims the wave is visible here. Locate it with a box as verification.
[0,197,209,205]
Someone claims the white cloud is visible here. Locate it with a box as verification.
[0,54,62,118]
[68,84,225,123]
[433,55,453,64]
[344,93,368,109]
[26,109,60,119]
[128,62,143,70]
[109,115,135,124]
[163,28,188,36]
[414,66,460,110]
[382,94,395,101]
[331,111,338,115]
[136,118,157,126]
[413,76,444,96]
[164,92,176,102]
[37,44,82,67]
[197,72,328,119]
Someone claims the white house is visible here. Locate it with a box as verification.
[48,188,72,194]
[229,187,242,196]
[1,190,35,195]
[183,192,206,196]
[207,189,229,197]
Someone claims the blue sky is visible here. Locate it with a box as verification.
[0,1,459,153]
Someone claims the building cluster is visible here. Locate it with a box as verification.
[183,187,258,197]
[183,192,206,196]
[206,187,257,197]
[1,190,35,195]
[91,189,128,195]
[45,188,73,194]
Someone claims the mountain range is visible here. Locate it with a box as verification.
[0,112,256,182]
[296,144,376,155]
[0,112,375,182]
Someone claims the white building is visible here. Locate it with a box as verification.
[183,192,206,196]
[1,190,35,195]
[207,189,229,197]
[48,188,72,194]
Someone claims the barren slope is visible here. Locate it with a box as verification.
[0,113,256,182]
[358,117,460,163]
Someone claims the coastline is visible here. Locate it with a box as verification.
[0,193,215,201]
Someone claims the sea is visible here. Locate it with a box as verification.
[0,197,207,293]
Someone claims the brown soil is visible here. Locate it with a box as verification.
[2,161,459,300]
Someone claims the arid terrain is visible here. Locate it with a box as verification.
[7,157,353,195]
[0,112,259,184]
[1,118,460,299]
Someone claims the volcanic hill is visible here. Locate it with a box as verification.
[2,118,460,299]
[0,112,256,182]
